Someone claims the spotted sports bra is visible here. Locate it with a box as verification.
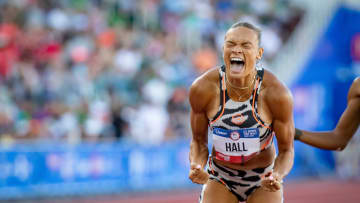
[209,65,274,164]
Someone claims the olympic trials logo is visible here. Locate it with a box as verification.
[230,131,240,141]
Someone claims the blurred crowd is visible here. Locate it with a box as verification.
[0,0,304,145]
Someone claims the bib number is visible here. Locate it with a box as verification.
[212,127,260,157]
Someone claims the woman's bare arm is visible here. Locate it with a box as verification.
[295,77,360,150]
[188,73,217,184]
[266,78,295,181]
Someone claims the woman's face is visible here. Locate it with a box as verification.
[223,26,263,80]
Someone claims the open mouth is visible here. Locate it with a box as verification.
[230,58,245,73]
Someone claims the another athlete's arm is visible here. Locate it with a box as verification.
[266,78,295,184]
[188,76,212,184]
[295,77,360,150]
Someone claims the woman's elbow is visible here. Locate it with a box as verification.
[335,141,348,151]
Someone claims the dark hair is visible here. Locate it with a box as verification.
[229,22,261,45]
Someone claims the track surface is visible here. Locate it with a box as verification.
[7,179,360,203]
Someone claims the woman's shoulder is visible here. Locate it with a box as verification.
[261,69,293,109]
[352,77,360,88]
[349,77,360,99]
[189,67,221,112]
[262,69,289,94]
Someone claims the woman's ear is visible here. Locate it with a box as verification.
[257,47,264,60]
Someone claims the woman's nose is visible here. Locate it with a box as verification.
[232,46,242,53]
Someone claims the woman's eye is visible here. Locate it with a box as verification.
[243,44,252,49]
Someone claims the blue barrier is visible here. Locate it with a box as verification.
[0,140,194,200]
[0,138,335,200]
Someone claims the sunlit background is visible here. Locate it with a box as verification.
[0,0,359,202]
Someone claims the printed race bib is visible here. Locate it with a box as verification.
[212,127,260,163]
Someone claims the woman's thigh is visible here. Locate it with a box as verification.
[246,186,283,203]
[200,179,239,203]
